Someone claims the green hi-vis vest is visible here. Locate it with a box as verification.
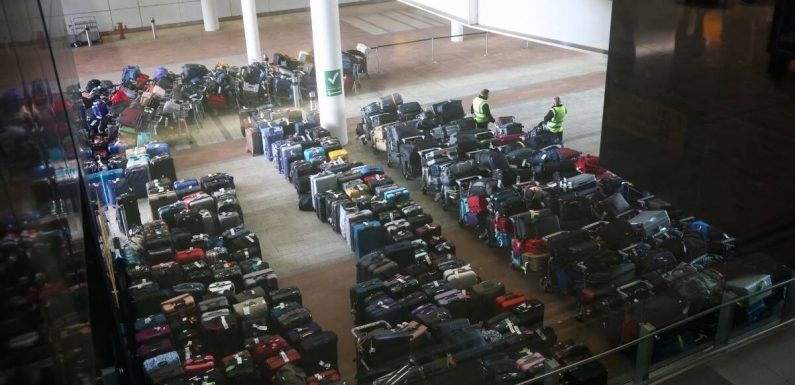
[472,96,489,124]
[547,105,567,133]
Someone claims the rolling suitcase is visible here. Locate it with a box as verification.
[353,221,385,258]
[116,192,141,233]
[124,163,149,199]
[470,280,506,322]
[149,154,177,182]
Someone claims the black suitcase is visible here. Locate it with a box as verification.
[269,287,302,305]
[384,240,415,268]
[149,154,177,182]
[297,331,338,373]
[470,280,506,322]
[116,193,141,233]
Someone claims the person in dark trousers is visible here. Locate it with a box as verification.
[543,96,567,143]
[471,89,495,129]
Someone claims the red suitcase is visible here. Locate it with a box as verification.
[496,291,528,312]
[206,93,226,107]
[248,335,290,361]
[307,369,341,385]
[183,354,215,376]
[264,348,301,375]
[415,222,442,241]
[175,248,205,264]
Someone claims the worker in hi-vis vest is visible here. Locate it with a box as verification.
[544,96,567,143]
[471,89,495,129]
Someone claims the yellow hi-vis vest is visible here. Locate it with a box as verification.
[472,96,489,124]
[547,105,567,133]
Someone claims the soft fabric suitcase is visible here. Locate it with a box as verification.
[434,289,470,319]
[365,297,405,325]
[384,240,415,267]
[264,349,302,379]
[143,351,183,383]
[183,354,215,377]
[221,350,259,385]
[385,275,421,299]
[149,154,177,182]
[444,265,479,290]
[297,331,338,373]
[200,309,241,357]
[174,179,201,199]
[411,303,452,326]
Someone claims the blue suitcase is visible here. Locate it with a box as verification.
[383,187,410,204]
[359,165,385,177]
[173,178,201,199]
[125,163,149,198]
[271,139,291,170]
[143,351,183,383]
[493,231,511,249]
[157,201,186,227]
[280,144,303,176]
[353,221,385,259]
[87,169,124,205]
[108,140,130,155]
[365,297,405,325]
[145,141,170,157]
[303,147,325,161]
[259,122,284,161]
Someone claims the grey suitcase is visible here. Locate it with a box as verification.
[199,209,219,235]
[218,211,243,232]
[346,210,374,249]
[628,210,671,236]
[726,274,773,307]
[443,265,479,290]
[310,172,338,209]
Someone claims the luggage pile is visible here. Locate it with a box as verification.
[353,96,794,368]
[84,140,177,232]
[122,171,340,385]
[254,109,610,385]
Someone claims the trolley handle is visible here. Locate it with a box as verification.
[616,280,654,299]
[541,230,567,242]
[417,147,441,156]
[351,320,391,340]
[581,221,609,232]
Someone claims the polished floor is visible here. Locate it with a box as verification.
[72,1,792,383]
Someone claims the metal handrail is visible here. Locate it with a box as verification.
[370,32,490,73]
[515,274,795,385]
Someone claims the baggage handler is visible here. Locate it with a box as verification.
[543,96,567,143]
[471,89,496,129]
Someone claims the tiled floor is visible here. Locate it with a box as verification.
[657,325,795,385]
[74,2,794,384]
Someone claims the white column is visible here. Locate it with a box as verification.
[201,0,219,31]
[241,0,261,64]
[451,21,463,42]
[309,0,348,145]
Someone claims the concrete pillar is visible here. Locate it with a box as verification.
[451,21,463,42]
[309,0,348,145]
[241,0,261,64]
[201,0,219,32]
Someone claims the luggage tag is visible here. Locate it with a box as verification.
[221,316,229,330]
[236,354,243,365]
[279,350,290,363]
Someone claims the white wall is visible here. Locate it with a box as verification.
[402,0,612,52]
[61,0,365,34]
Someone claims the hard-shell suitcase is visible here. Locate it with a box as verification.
[470,280,506,322]
[628,210,672,237]
[174,178,201,199]
[259,122,285,161]
[353,221,386,258]
[149,154,177,182]
[384,240,416,268]
[411,303,452,326]
[123,164,149,199]
[365,297,405,325]
[200,309,241,357]
[444,265,479,290]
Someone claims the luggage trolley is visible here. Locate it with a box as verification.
[454,175,483,224]
[351,320,392,373]
[416,147,441,193]
[419,147,456,196]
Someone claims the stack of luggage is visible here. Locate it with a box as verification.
[122,171,341,385]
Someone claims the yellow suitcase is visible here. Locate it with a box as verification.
[329,149,349,161]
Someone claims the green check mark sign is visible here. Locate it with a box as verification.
[324,69,343,96]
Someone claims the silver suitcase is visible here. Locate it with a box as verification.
[443,265,479,290]
[726,274,772,307]
[628,210,671,236]
[310,172,338,209]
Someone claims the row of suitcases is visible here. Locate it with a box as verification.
[360,97,795,367]
[255,111,610,385]
[121,171,343,385]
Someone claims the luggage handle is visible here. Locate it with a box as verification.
[616,280,654,299]
[401,135,425,143]
[541,230,567,242]
[351,320,391,340]
[581,221,608,232]
[540,144,562,151]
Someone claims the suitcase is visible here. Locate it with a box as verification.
[221,350,259,385]
[175,248,205,264]
[200,309,241,357]
[411,303,452,326]
[198,296,230,314]
[365,297,405,325]
[243,269,279,292]
[628,210,672,237]
[174,179,201,199]
[143,351,183,383]
[496,291,528,312]
[200,173,235,194]
[151,262,183,288]
[146,141,170,157]
[259,122,285,161]
[303,147,325,161]
[183,354,215,377]
[380,93,403,112]
[264,349,302,379]
[385,275,421,299]
[353,221,385,258]
[470,280,506,322]
[116,193,141,232]
[433,99,465,124]
[136,338,175,360]
[397,101,422,121]
[233,297,269,321]
[297,331,338,373]
[123,163,149,199]
[269,287,302,305]
[148,154,177,182]
[444,265,479,290]
[384,240,415,267]
[434,289,470,319]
